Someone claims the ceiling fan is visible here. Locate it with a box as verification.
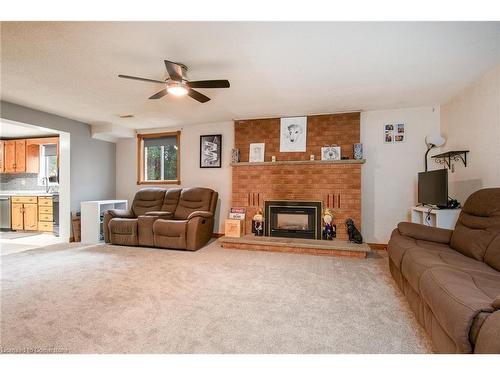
[118,60,230,103]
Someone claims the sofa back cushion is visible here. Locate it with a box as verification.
[131,188,167,216]
[161,188,182,213]
[174,187,216,220]
[450,188,500,263]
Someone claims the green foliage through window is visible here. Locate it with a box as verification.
[143,135,179,181]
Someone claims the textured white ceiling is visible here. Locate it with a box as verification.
[0,119,56,138]
[1,22,499,130]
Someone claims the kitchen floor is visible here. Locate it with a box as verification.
[0,232,63,256]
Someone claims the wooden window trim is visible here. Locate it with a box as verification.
[137,131,181,185]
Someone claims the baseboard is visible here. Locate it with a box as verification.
[212,233,224,238]
[367,243,388,251]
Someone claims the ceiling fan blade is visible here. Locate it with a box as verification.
[164,60,184,81]
[118,74,165,84]
[188,88,211,103]
[149,89,168,99]
[187,80,230,89]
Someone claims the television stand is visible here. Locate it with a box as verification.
[410,206,461,230]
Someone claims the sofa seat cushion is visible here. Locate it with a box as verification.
[419,267,500,353]
[401,246,498,294]
[153,219,188,249]
[108,218,138,246]
[388,230,452,270]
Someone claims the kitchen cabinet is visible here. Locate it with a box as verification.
[38,197,53,232]
[4,139,26,173]
[11,196,39,231]
[26,141,40,173]
[26,137,60,174]
[0,140,4,172]
[11,202,24,230]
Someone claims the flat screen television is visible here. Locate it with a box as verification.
[418,169,448,207]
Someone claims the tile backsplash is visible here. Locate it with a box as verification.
[0,173,41,191]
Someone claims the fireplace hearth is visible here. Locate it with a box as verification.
[265,200,322,240]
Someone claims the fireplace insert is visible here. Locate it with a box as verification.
[265,200,322,240]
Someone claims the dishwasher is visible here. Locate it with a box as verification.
[0,196,11,230]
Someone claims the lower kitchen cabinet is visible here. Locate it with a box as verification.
[11,196,38,231]
[11,202,24,230]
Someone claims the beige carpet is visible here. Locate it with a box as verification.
[0,241,433,353]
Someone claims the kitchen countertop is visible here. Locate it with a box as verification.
[0,191,58,197]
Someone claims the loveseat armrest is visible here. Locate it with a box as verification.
[106,209,135,218]
[145,211,173,219]
[397,222,453,244]
[103,209,135,243]
[187,211,214,220]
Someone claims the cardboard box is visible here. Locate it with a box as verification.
[225,219,245,238]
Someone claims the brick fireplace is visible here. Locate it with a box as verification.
[232,112,363,241]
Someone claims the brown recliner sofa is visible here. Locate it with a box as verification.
[104,187,218,251]
[388,188,500,353]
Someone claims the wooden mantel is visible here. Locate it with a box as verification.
[231,159,365,167]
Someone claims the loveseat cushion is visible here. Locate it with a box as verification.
[161,188,182,213]
[450,188,500,261]
[419,267,500,353]
[174,188,214,220]
[108,218,138,246]
[131,188,167,216]
[153,220,187,249]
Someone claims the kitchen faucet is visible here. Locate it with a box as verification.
[42,177,50,193]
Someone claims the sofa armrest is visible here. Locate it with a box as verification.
[187,211,214,220]
[474,310,500,353]
[145,211,173,219]
[106,209,135,218]
[493,296,500,310]
[397,222,453,244]
[103,209,135,243]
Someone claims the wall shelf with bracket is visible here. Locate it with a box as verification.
[432,150,469,170]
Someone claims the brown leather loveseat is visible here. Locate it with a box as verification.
[388,188,500,353]
[104,187,218,251]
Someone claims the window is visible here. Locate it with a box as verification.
[38,144,58,186]
[137,131,180,184]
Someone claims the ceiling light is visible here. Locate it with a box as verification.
[167,82,188,96]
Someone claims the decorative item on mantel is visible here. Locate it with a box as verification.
[353,143,363,160]
[321,145,341,161]
[231,148,240,163]
[249,143,265,162]
[252,208,264,236]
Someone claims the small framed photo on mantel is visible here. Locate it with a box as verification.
[200,134,222,168]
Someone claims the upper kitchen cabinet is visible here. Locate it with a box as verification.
[26,137,59,174]
[0,140,4,172]
[4,139,26,173]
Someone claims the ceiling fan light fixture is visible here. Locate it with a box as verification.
[167,82,188,96]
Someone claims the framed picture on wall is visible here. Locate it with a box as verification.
[384,123,405,143]
[200,134,222,168]
[249,143,265,162]
[280,116,307,152]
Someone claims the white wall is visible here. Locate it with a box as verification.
[441,65,500,203]
[361,107,441,243]
[116,121,234,233]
